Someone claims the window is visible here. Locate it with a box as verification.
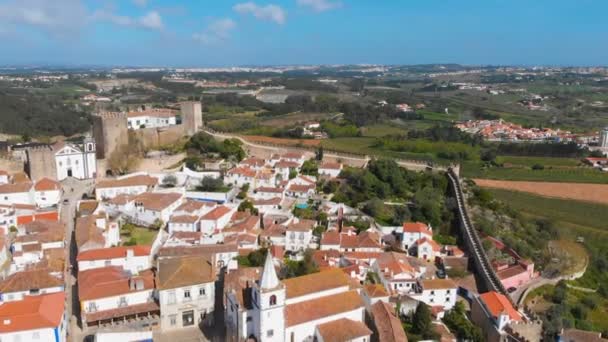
[184,290,191,300]
[267,330,274,338]
[246,316,252,322]
[269,295,277,306]
[199,287,206,297]
[446,290,451,294]
[445,297,450,302]
[118,296,127,307]
[88,301,98,312]
[167,291,176,304]
[104,260,111,266]
[182,310,195,327]
[430,298,434,303]
[430,290,435,295]
[169,314,177,326]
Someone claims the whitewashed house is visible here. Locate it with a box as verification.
[77,246,152,274]
[78,266,158,326]
[400,222,433,251]
[285,219,315,253]
[34,178,62,208]
[409,279,458,317]
[0,182,34,206]
[0,268,64,302]
[372,252,424,295]
[158,255,216,331]
[95,174,158,200]
[0,292,67,342]
[199,205,237,235]
[318,162,343,178]
[127,108,178,130]
[127,192,184,227]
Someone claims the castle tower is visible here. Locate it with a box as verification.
[25,145,57,181]
[600,127,608,148]
[180,101,203,136]
[92,112,128,159]
[253,252,285,342]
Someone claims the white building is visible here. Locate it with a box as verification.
[318,162,343,178]
[0,182,34,206]
[400,222,433,251]
[123,192,184,227]
[127,108,178,130]
[158,244,239,272]
[409,279,458,316]
[199,205,237,235]
[77,246,152,274]
[372,252,424,295]
[34,178,62,208]
[53,138,97,180]
[0,292,67,342]
[225,253,367,342]
[0,268,64,303]
[157,255,216,331]
[285,219,315,253]
[78,266,158,326]
[95,174,158,200]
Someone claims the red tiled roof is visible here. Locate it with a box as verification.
[287,219,315,232]
[283,268,350,299]
[371,301,408,342]
[34,178,61,191]
[77,245,151,261]
[201,205,232,220]
[288,183,315,193]
[255,186,284,193]
[403,222,432,234]
[133,192,182,211]
[96,175,158,189]
[364,284,389,298]
[316,318,372,342]
[285,290,363,327]
[479,291,522,321]
[0,182,32,194]
[78,266,155,300]
[416,237,442,252]
[0,292,65,332]
[169,215,199,224]
[227,167,256,178]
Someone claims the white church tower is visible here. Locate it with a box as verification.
[252,252,286,342]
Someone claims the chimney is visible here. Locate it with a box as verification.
[135,279,144,290]
[126,249,134,258]
[3,319,10,325]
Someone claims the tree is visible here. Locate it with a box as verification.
[411,303,434,338]
[237,183,250,200]
[301,160,318,176]
[289,169,298,179]
[443,302,484,342]
[162,175,178,188]
[238,199,259,215]
[315,146,324,161]
[197,177,227,192]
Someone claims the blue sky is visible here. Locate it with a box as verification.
[0,0,606,67]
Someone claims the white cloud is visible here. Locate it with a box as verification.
[193,18,236,44]
[0,0,88,36]
[297,0,341,12]
[92,9,164,30]
[233,2,286,25]
[133,0,148,7]
[138,11,163,30]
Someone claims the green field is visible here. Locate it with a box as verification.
[490,189,608,331]
[360,124,406,137]
[121,225,158,245]
[462,162,608,183]
[321,137,444,163]
[497,156,582,167]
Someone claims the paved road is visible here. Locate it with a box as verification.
[60,178,94,342]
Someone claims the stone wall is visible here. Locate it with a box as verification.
[133,125,187,149]
[92,113,128,159]
[26,146,57,180]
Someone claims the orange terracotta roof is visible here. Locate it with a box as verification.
[133,192,182,212]
[96,175,158,189]
[319,162,342,170]
[416,237,442,252]
[240,157,266,167]
[0,268,63,293]
[175,199,214,212]
[0,182,32,194]
[287,219,315,232]
[0,292,65,332]
[157,255,215,290]
[255,186,284,193]
[288,183,315,193]
[285,290,363,327]
[316,318,372,342]
[364,283,389,298]
[169,215,199,224]
[77,245,151,261]
[371,301,408,342]
[376,252,416,276]
[479,291,522,321]
[75,215,105,249]
[283,268,350,299]
[274,160,300,168]
[321,231,340,245]
[34,178,61,191]
[158,243,237,257]
[419,278,456,290]
[78,266,155,300]
[223,267,262,309]
[403,222,431,234]
[201,205,232,220]
[227,166,256,178]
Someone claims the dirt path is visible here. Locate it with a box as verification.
[474,179,608,205]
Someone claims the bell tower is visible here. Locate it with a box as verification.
[252,252,285,342]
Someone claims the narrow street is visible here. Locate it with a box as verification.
[60,178,94,342]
